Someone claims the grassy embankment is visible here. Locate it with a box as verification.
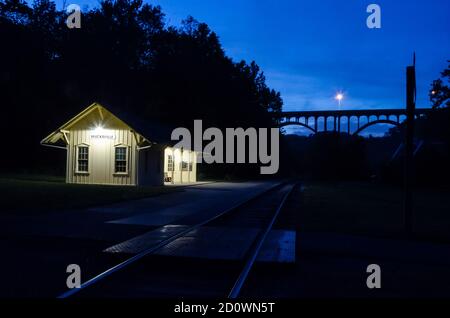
[0,174,179,213]
[301,181,450,241]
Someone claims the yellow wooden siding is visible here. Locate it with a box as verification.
[67,129,137,185]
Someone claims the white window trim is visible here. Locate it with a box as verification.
[75,143,90,175]
[113,144,130,176]
[167,154,174,172]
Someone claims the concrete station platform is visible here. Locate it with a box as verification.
[102,181,280,227]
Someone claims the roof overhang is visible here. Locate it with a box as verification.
[41,102,153,149]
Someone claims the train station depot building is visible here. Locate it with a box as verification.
[41,102,197,186]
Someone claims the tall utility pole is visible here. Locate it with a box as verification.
[404,55,416,237]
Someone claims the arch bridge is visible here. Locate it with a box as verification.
[275,108,430,135]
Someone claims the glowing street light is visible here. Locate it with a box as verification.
[335,93,344,108]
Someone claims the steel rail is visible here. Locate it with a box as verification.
[228,182,297,298]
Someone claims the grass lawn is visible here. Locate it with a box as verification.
[0,175,180,213]
[301,181,450,242]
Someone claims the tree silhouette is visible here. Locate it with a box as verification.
[430,61,450,109]
[0,0,283,175]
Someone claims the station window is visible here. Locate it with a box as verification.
[167,155,174,171]
[115,147,128,173]
[77,146,89,173]
[181,161,189,171]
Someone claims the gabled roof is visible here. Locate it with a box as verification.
[105,104,176,145]
[41,102,175,148]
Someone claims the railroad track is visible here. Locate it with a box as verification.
[58,181,297,298]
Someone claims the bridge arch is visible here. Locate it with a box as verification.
[278,122,317,133]
[352,119,399,135]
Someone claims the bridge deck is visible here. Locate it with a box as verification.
[274,108,431,135]
[278,108,430,118]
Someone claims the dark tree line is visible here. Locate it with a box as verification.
[0,0,282,174]
[430,60,450,109]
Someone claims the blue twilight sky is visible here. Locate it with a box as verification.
[53,0,450,135]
